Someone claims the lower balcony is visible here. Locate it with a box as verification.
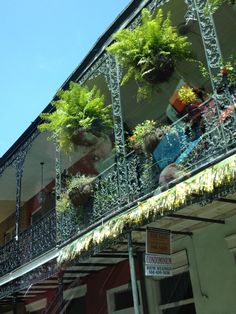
[0,210,57,277]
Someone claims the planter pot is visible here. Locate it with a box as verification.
[143,129,165,154]
[69,184,94,208]
[70,129,99,147]
[141,54,175,84]
[169,90,187,114]
[131,142,144,154]
[159,163,185,185]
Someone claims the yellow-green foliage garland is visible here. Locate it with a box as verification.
[58,154,236,264]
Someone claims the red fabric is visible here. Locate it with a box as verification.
[86,259,140,314]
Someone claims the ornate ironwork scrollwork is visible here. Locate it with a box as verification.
[78,53,109,86]
[0,259,58,300]
[0,209,57,278]
[0,129,39,177]
[192,0,222,73]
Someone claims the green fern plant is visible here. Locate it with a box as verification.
[56,174,95,226]
[38,82,112,153]
[56,192,71,213]
[67,174,95,209]
[204,0,235,14]
[107,8,192,100]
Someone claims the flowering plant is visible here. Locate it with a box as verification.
[178,86,197,105]
[200,55,236,92]
[128,120,171,154]
[128,120,157,149]
[218,57,236,83]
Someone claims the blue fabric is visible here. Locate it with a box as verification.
[175,137,201,164]
[153,129,189,169]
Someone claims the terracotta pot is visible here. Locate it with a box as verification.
[141,55,174,84]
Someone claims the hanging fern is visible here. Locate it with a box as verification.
[204,0,235,14]
[107,8,192,100]
[38,82,112,153]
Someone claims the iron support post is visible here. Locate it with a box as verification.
[128,232,141,314]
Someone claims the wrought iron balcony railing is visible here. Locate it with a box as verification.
[0,209,56,277]
[0,90,235,278]
[58,92,236,244]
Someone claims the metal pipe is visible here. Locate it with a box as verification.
[128,232,141,314]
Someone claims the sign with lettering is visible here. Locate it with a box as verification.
[145,253,172,276]
[146,228,171,255]
[145,228,172,277]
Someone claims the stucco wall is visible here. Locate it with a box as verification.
[146,213,236,314]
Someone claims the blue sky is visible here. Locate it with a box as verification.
[0,0,131,156]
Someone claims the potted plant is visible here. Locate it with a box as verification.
[171,85,198,112]
[177,85,198,105]
[67,174,95,209]
[217,56,236,92]
[56,192,71,213]
[107,8,192,100]
[128,120,170,154]
[56,174,95,226]
[38,82,113,154]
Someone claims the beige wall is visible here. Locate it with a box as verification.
[145,213,236,314]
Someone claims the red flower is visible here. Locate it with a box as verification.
[220,66,229,76]
[129,135,136,142]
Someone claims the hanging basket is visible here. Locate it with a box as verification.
[70,128,99,147]
[68,183,94,208]
[141,54,175,84]
[142,130,165,154]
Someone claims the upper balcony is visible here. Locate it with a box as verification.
[0,0,236,282]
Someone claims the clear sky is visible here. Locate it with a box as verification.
[0,0,131,157]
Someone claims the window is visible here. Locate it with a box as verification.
[4,227,15,244]
[147,250,196,313]
[162,303,196,314]
[31,192,55,224]
[107,282,143,314]
[63,285,87,313]
[114,286,138,311]
[31,207,42,224]
[160,272,193,304]
[158,271,196,314]
[64,296,86,314]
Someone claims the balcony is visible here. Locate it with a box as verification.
[0,87,235,279]
[58,91,236,236]
[0,209,56,277]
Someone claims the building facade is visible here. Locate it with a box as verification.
[0,0,236,313]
